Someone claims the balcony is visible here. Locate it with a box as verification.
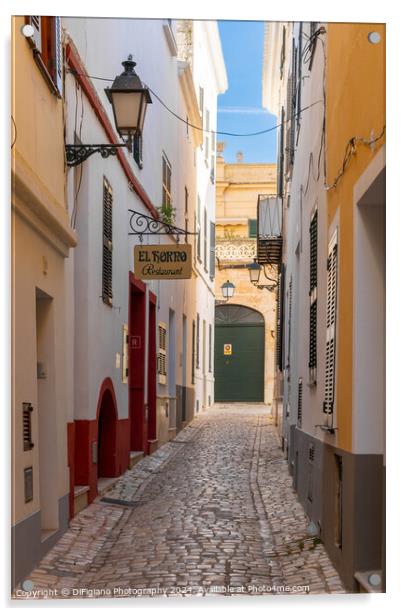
[257,194,283,265]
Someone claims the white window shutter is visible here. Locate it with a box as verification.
[158,323,167,384]
[54,17,63,96]
[28,16,42,52]
[323,229,338,414]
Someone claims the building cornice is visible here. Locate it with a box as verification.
[12,151,77,257]
[65,38,159,219]
[203,21,228,94]
[262,22,283,115]
[178,61,203,148]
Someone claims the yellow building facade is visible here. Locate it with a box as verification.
[12,16,76,587]
[215,146,277,404]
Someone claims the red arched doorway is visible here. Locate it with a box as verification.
[97,379,118,478]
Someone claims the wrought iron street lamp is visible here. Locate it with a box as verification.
[247,258,262,284]
[105,55,152,147]
[247,258,277,292]
[221,280,235,302]
[65,55,152,167]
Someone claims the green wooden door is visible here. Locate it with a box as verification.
[214,305,265,402]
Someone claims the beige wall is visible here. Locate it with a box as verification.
[12,16,76,525]
[215,149,277,404]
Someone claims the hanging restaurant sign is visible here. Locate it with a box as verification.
[134,244,192,280]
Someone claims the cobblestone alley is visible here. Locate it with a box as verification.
[16,405,345,599]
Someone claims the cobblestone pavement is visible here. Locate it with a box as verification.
[15,405,346,599]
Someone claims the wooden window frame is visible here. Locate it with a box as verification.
[25,16,63,97]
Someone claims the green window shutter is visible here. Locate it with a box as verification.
[209,222,216,279]
[248,219,257,238]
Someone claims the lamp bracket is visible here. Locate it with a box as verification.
[128,209,198,242]
[65,143,128,167]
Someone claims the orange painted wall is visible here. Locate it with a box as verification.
[326,23,385,451]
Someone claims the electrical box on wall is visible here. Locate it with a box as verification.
[37,361,47,378]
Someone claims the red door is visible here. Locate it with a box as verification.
[128,273,147,452]
[147,292,157,452]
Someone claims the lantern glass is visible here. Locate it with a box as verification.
[248,259,261,284]
[110,91,143,136]
[221,280,235,300]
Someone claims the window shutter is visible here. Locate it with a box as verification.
[297,378,303,428]
[54,16,63,96]
[27,16,42,52]
[196,197,201,261]
[191,320,196,384]
[309,209,318,377]
[209,222,216,279]
[277,107,285,197]
[248,219,257,238]
[102,178,113,306]
[196,313,200,369]
[323,230,338,414]
[275,265,285,371]
[208,323,212,373]
[158,323,167,384]
[133,132,143,168]
[203,207,208,271]
[286,276,293,370]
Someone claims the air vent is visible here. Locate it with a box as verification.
[309,442,315,463]
[23,403,34,451]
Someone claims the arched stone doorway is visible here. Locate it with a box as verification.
[97,379,118,478]
[214,304,265,402]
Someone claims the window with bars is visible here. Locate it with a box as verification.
[323,230,338,414]
[280,25,286,80]
[23,403,34,451]
[25,16,63,97]
[158,323,167,384]
[209,222,216,280]
[102,178,113,306]
[309,209,318,381]
[297,378,303,428]
[210,131,216,183]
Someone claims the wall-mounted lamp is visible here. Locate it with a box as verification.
[66,56,152,167]
[247,258,277,291]
[220,280,235,302]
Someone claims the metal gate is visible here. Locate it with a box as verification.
[214,304,265,402]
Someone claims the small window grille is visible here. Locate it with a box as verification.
[308,442,315,462]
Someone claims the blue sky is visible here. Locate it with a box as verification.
[217,20,278,164]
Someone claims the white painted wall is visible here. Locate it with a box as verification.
[63,17,226,433]
[353,156,385,455]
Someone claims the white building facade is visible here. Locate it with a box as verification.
[62,17,227,515]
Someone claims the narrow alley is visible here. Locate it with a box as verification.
[19,406,344,598]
